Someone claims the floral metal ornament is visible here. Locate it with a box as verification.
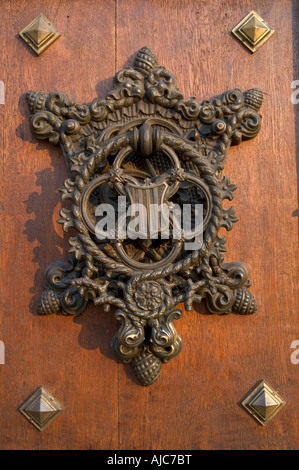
[26,47,262,386]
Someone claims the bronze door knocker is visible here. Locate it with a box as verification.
[27,47,262,385]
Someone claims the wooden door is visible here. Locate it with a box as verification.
[0,0,298,450]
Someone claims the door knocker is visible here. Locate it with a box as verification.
[26,47,262,385]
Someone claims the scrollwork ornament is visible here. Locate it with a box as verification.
[26,47,262,386]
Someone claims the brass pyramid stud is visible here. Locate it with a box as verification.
[232,11,274,53]
[19,386,64,431]
[242,380,286,425]
[19,13,61,56]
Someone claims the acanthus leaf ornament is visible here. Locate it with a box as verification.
[26,47,262,385]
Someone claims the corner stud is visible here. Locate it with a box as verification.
[19,386,64,431]
[19,13,61,56]
[242,380,286,425]
[232,10,274,53]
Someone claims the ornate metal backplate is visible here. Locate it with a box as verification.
[26,47,263,386]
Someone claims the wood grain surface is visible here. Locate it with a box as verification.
[0,0,298,450]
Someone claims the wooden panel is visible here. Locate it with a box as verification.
[115,0,299,450]
[0,0,118,450]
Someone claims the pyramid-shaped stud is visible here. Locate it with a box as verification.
[231,11,274,53]
[242,380,286,425]
[19,14,61,56]
[19,386,64,431]
[26,19,53,46]
[240,17,268,43]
